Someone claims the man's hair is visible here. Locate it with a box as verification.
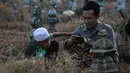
[83,1,100,16]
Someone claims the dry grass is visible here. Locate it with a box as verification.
[0,0,130,73]
[0,51,79,73]
[0,4,30,60]
[56,18,81,32]
[0,3,12,22]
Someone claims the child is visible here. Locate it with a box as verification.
[25,27,71,60]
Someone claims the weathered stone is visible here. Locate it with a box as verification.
[89,29,118,73]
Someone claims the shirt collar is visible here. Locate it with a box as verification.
[82,21,102,32]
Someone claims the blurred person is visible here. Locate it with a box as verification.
[64,0,118,69]
[25,27,72,60]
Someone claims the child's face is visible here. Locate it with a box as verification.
[37,38,50,48]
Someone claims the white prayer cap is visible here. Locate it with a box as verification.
[33,27,49,41]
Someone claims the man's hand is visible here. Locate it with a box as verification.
[71,35,84,43]
[71,35,94,45]
[64,35,84,49]
[84,38,94,47]
[65,35,94,49]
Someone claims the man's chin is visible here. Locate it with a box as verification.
[86,25,93,29]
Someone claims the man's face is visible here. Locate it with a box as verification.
[82,10,99,28]
[37,38,50,48]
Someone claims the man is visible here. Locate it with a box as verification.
[25,27,71,59]
[64,1,118,68]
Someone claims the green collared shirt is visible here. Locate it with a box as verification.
[36,33,53,59]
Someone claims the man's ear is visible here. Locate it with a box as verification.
[37,41,44,47]
[36,41,40,45]
[96,14,100,19]
[37,41,42,46]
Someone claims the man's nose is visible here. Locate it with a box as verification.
[84,19,90,23]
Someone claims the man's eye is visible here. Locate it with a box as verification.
[82,17,93,19]
[83,17,87,19]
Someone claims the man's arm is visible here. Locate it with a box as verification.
[51,32,72,37]
[64,26,85,49]
[64,35,85,49]
[106,25,119,63]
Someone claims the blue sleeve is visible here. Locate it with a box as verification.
[72,26,81,36]
[106,25,117,50]
[105,24,119,62]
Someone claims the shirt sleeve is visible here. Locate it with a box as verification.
[106,25,119,62]
[72,26,82,36]
[49,33,53,40]
[106,25,117,49]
